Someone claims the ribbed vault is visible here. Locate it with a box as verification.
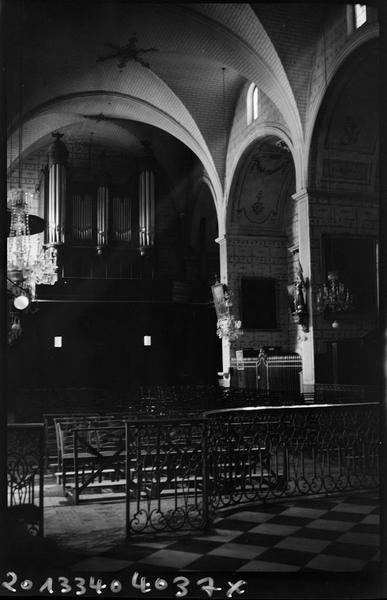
[7,1,304,212]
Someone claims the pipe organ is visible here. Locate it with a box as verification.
[39,135,160,281]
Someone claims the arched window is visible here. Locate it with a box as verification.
[347,4,367,34]
[252,86,259,120]
[354,4,367,28]
[246,83,259,125]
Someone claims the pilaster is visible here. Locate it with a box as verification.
[216,235,230,380]
[292,188,315,395]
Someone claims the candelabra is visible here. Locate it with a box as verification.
[315,271,353,315]
[316,271,353,313]
[7,189,58,305]
[214,286,243,342]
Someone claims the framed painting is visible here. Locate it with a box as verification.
[241,277,278,330]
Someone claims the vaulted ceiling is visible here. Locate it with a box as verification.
[6,1,340,205]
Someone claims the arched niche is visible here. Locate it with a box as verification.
[308,40,379,386]
[186,179,219,286]
[225,135,298,353]
[227,136,296,237]
[309,40,378,196]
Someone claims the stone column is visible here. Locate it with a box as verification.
[292,189,315,396]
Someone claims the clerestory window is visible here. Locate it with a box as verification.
[354,4,367,28]
[247,83,259,125]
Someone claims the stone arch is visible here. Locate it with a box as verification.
[7,92,224,216]
[304,23,379,184]
[307,38,379,193]
[226,134,296,237]
[222,134,298,361]
[223,124,299,236]
[306,37,379,387]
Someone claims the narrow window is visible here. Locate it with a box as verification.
[354,4,367,28]
[247,83,259,125]
[252,86,259,121]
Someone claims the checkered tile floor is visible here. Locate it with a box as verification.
[67,491,380,573]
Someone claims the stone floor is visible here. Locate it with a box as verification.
[41,489,381,573]
[5,488,385,598]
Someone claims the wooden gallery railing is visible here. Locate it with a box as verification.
[67,403,379,536]
[7,423,45,537]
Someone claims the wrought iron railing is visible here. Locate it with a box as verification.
[72,425,126,504]
[7,423,45,536]
[124,419,209,536]
[205,402,379,509]
[67,403,379,535]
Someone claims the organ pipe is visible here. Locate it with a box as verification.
[138,141,155,255]
[46,132,68,246]
[96,153,110,254]
[96,184,109,253]
[72,194,93,242]
[112,197,131,243]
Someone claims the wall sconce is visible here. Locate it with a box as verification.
[143,335,152,346]
[287,259,309,332]
[211,277,243,342]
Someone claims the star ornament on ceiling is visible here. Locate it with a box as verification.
[97,34,158,71]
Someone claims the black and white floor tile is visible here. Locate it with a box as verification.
[66,491,380,574]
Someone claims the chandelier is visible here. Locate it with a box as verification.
[7,188,58,309]
[6,17,58,341]
[315,271,353,315]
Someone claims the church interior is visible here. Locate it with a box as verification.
[2,0,386,592]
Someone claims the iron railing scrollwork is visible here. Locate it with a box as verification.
[125,419,209,536]
[7,423,45,536]
[205,403,379,509]
[67,403,379,536]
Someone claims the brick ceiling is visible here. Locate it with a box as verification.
[6,1,338,196]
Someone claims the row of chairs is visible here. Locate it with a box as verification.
[137,385,306,414]
[50,387,306,495]
[42,386,307,467]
